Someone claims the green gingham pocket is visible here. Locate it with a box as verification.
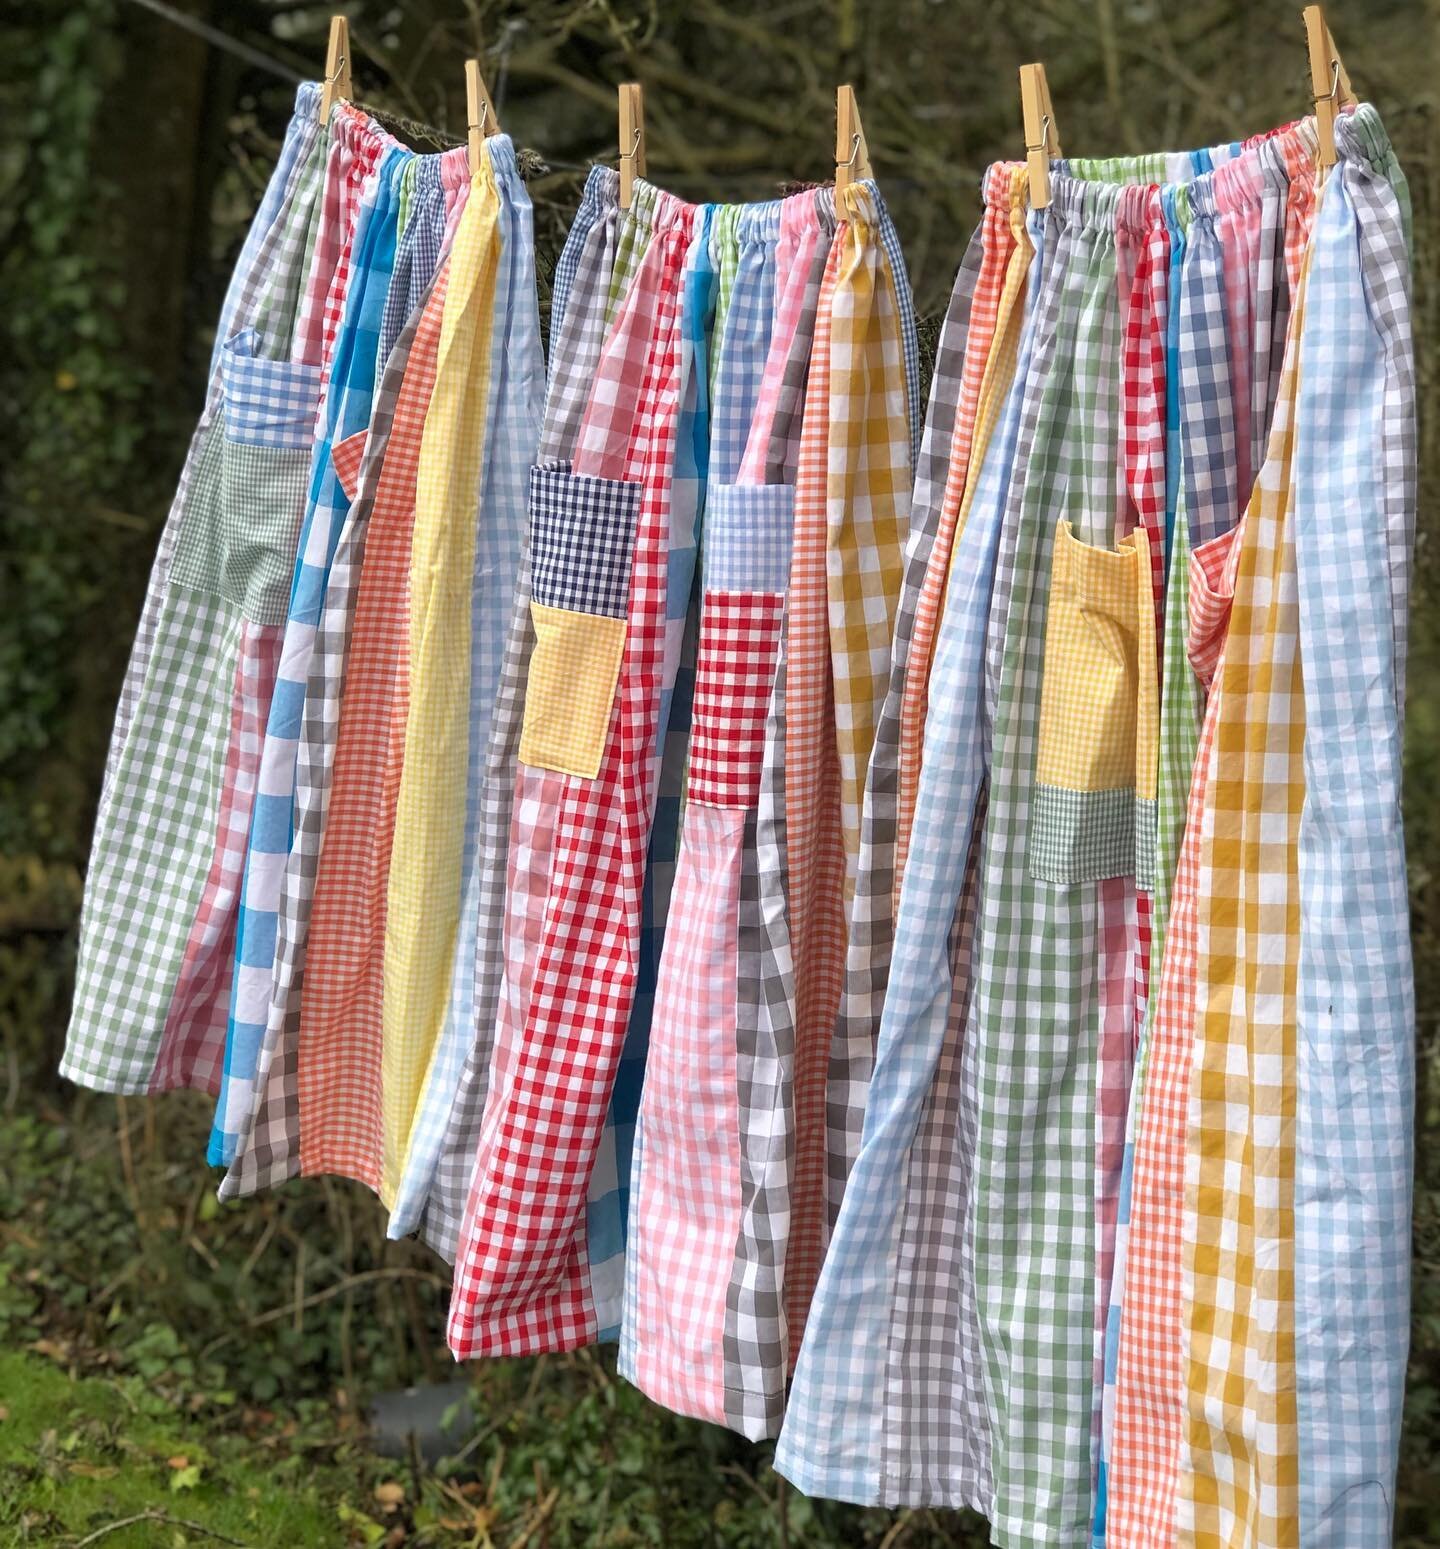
[170,331,322,626]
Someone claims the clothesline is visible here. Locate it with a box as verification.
[61,31,1416,1545]
[114,0,988,194]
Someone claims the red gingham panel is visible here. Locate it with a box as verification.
[689,591,785,809]
[448,207,694,1358]
[1118,187,1170,644]
[295,109,386,380]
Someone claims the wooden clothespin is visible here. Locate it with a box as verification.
[834,85,873,194]
[466,59,500,176]
[1019,62,1062,209]
[1303,5,1355,169]
[318,15,352,123]
[618,83,646,210]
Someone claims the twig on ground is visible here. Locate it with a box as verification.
[73,1507,252,1547]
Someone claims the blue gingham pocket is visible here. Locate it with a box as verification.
[219,329,322,451]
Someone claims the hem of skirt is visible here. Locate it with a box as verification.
[773,1452,880,1506]
[215,1161,299,1201]
[298,1155,382,1195]
[385,1196,426,1240]
[56,1057,157,1096]
[416,1208,461,1264]
[616,1367,782,1441]
[721,1384,782,1442]
[776,1453,992,1513]
[876,1474,990,1514]
[989,1514,1086,1548]
[447,1314,599,1362]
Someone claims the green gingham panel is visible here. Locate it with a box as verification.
[968,189,1121,1549]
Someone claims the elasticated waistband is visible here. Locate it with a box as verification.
[780,184,836,245]
[629,177,807,245]
[1115,182,1165,238]
[578,164,620,215]
[1211,117,1317,214]
[438,143,470,193]
[332,101,395,161]
[1336,102,1396,171]
[838,177,894,230]
[1015,112,1331,232]
[983,161,1027,211]
[736,197,785,244]
[1034,112,1327,229]
[375,141,410,192]
[1047,174,1122,230]
[649,184,696,238]
[484,133,520,183]
[622,177,661,234]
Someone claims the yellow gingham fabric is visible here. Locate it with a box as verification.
[379,163,503,1205]
[1180,257,1309,1549]
[827,183,913,892]
[1036,521,1157,798]
[520,603,628,778]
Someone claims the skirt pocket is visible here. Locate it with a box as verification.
[688,483,794,810]
[1031,519,1157,886]
[170,329,322,628]
[518,463,642,780]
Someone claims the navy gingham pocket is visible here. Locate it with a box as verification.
[529,462,641,619]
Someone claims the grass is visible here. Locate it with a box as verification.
[0,1093,999,1548]
[0,1350,363,1546]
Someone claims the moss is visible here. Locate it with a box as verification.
[0,1351,358,1545]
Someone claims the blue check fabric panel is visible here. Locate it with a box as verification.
[708,201,780,482]
[210,147,407,1165]
[220,330,325,450]
[529,469,641,619]
[1292,133,1414,1549]
[387,138,544,1240]
[776,212,1050,1509]
[551,167,620,349]
[704,485,794,593]
[208,81,321,385]
[865,181,922,468]
[1177,177,1238,549]
[379,150,464,368]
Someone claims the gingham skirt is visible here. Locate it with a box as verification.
[777,107,1414,1549]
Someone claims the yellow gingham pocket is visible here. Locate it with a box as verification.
[520,603,628,779]
[1031,519,1157,885]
